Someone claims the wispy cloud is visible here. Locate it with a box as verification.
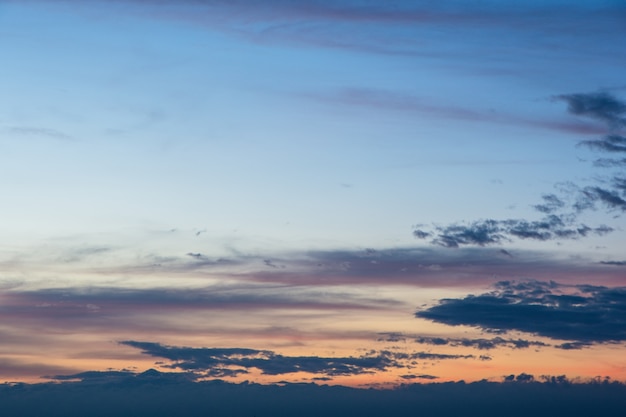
[3,126,74,141]
[301,88,606,135]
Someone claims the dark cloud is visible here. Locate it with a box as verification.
[400,374,439,380]
[404,352,474,361]
[120,341,479,378]
[533,194,565,214]
[555,342,591,350]
[377,332,406,342]
[416,280,626,343]
[557,93,626,128]
[579,186,626,211]
[413,216,611,248]
[415,336,548,350]
[120,341,399,376]
[600,260,626,266]
[580,134,626,153]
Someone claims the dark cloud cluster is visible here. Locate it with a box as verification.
[120,341,478,378]
[414,91,626,247]
[415,336,548,350]
[413,216,611,248]
[416,280,626,343]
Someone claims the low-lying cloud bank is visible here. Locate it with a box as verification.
[2,375,624,417]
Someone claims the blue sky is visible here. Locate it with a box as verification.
[0,0,625,388]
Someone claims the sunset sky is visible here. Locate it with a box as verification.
[1,0,625,390]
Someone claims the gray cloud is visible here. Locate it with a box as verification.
[416,280,626,343]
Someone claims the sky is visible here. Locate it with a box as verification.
[1,0,626,396]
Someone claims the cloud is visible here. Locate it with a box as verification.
[556,92,626,128]
[579,186,626,211]
[414,91,626,248]
[2,374,625,417]
[120,341,401,376]
[600,260,626,266]
[120,341,479,378]
[302,88,606,135]
[400,374,439,380]
[227,246,625,289]
[377,332,406,343]
[416,280,626,343]
[413,216,611,248]
[415,336,548,350]
[5,126,73,141]
[1,284,393,324]
[580,134,626,153]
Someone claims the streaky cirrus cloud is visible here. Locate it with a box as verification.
[301,88,607,135]
[416,280,626,344]
[28,0,626,64]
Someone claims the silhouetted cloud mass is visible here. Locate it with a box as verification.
[118,341,481,378]
[121,341,393,376]
[416,280,626,343]
[1,377,624,417]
